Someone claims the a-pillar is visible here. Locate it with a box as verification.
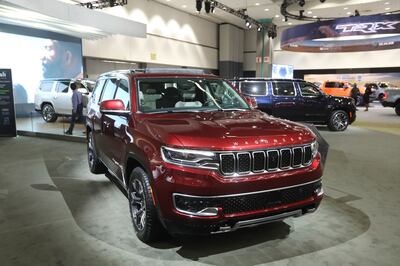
[256,23,274,78]
[219,24,244,79]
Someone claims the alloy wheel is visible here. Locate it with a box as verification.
[42,105,55,122]
[332,112,348,131]
[130,179,147,231]
[87,132,94,169]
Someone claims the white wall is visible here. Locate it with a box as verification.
[83,0,218,70]
[273,26,400,70]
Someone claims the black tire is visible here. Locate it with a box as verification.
[328,110,349,131]
[395,103,400,116]
[87,131,106,174]
[41,103,58,122]
[128,167,162,243]
[378,93,384,101]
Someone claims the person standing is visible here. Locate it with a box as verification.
[363,84,372,111]
[65,82,83,135]
[350,83,360,106]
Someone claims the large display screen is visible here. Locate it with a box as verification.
[0,32,83,105]
[272,64,294,79]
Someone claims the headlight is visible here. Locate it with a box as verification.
[161,146,219,169]
[311,140,319,158]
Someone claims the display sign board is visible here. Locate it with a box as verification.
[0,69,17,137]
[281,13,400,52]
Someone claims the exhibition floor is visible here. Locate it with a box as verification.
[1,110,399,265]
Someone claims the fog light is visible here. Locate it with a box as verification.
[315,186,324,197]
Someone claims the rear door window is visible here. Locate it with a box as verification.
[272,82,296,96]
[100,79,118,102]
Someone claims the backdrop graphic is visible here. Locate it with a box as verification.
[281,14,400,52]
[272,64,294,79]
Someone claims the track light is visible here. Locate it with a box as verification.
[245,20,251,27]
[299,0,305,7]
[196,0,203,13]
[204,1,211,13]
[299,10,304,18]
[257,26,262,32]
[285,16,288,22]
[354,9,360,16]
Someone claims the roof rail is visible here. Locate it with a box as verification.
[99,68,212,77]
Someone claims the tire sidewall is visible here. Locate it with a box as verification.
[395,103,400,116]
[128,168,159,242]
[42,104,56,122]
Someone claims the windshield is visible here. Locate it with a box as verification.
[136,78,249,113]
[325,82,345,88]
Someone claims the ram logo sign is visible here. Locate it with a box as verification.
[335,21,400,34]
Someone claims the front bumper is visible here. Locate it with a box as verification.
[153,155,324,235]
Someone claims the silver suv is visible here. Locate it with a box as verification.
[34,79,94,122]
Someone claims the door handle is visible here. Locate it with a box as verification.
[275,102,296,106]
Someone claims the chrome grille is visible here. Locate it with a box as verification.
[219,145,313,176]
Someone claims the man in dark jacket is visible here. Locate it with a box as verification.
[65,82,83,135]
[351,83,360,105]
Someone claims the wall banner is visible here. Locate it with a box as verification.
[281,14,400,52]
[0,69,17,137]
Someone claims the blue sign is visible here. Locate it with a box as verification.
[281,14,400,52]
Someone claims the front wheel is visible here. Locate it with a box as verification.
[328,110,349,131]
[41,104,58,122]
[128,167,162,243]
[395,103,400,116]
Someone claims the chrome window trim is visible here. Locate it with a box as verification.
[280,148,292,169]
[267,150,280,171]
[220,153,235,176]
[172,178,321,199]
[252,151,266,173]
[237,152,251,174]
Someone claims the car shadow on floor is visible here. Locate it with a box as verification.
[41,155,371,265]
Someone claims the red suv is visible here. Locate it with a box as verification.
[86,69,324,243]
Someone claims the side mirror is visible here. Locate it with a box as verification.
[100,99,130,117]
[244,96,258,109]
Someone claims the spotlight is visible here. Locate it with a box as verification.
[196,0,203,13]
[320,0,326,2]
[257,26,262,32]
[109,0,116,7]
[246,20,251,27]
[210,1,215,13]
[204,0,211,13]
[86,2,93,9]
[299,10,304,18]
[299,0,305,7]
[285,16,288,22]
[267,24,277,39]
[354,9,360,16]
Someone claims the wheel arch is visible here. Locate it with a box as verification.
[125,153,152,187]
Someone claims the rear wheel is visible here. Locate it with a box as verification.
[328,110,349,131]
[87,131,106,174]
[395,103,400,116]
[41,104,57,122]
[128,167,162,243]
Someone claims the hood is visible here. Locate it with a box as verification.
[137,110,315,151]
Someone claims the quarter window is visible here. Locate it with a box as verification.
[299,82,321,96]
[39,81,53,92]
[100,79,118,102]
[240,82,267,96]
[114,79,130,109]
[272,82,295,96]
